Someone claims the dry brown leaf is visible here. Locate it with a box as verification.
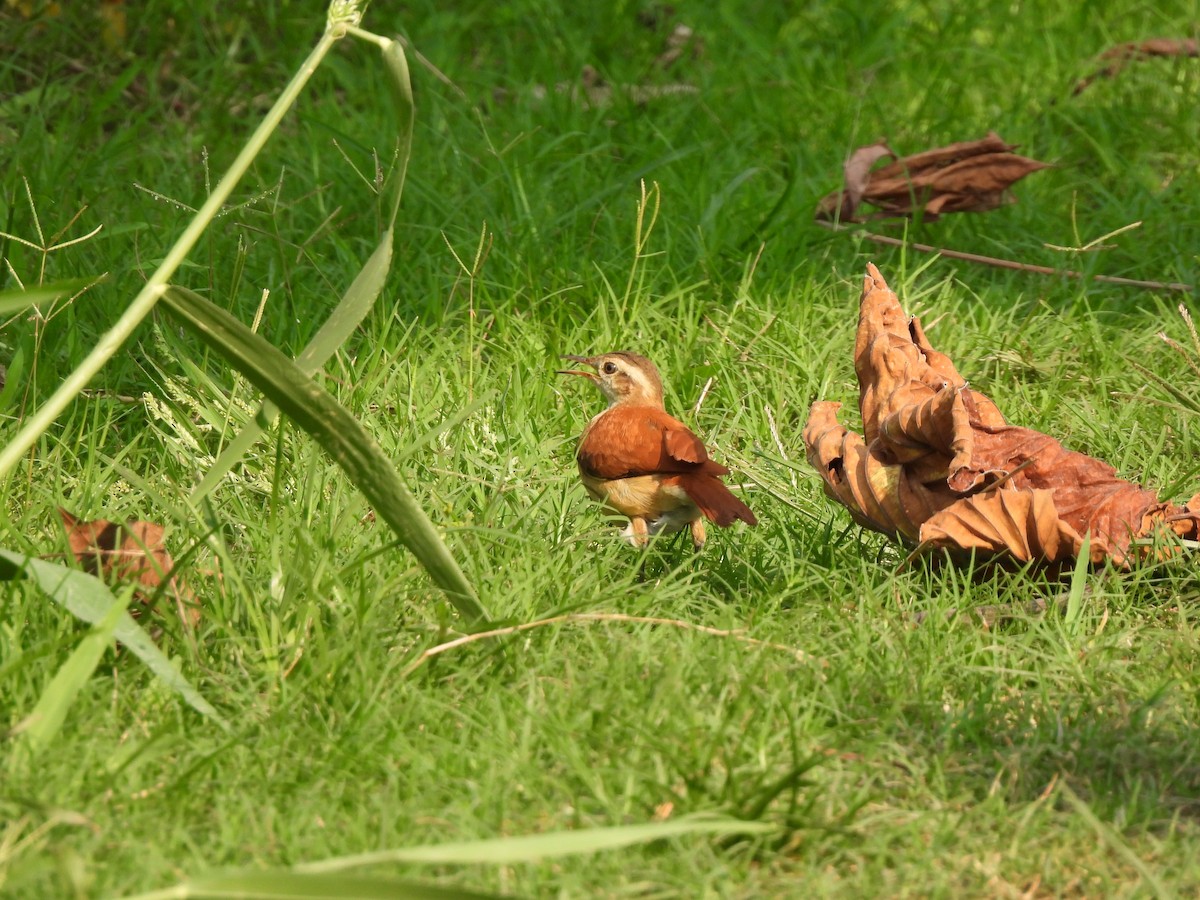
[816,133,1051,223]
[58,508,200,629]
[919,489,1082,563]
[1073,38,1199,95]
[838,141,895,224]
[803,265,1200,567]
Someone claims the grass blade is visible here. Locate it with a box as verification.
[1063,534,1090,627]
[294,234,393,376]
[189,231,394,504]
[295,817,775,871]
[122,819,772,898]
[1128,359,1199,414]
[0,550,227,728]
[0,279,95,316]
[380,37,414,229]
[160,286,487,622]
[11,580,132,763]
[124,871,499,900]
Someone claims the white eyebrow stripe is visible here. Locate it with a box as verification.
[624,363,653,394]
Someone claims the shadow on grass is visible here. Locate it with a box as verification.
[945,688,1200,827]
[852,552,1200,829]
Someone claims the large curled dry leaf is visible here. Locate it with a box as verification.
[803,265,1200,566]
[59,508,200,628]
[816,133,1050,223]
[1073,38,1199,95]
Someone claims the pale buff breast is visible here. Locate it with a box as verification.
[580,472,698,520]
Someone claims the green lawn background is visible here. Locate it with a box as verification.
[2,1,1200,896]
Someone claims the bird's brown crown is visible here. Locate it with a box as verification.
[558,352,665,409]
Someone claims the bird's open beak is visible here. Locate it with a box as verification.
[556,355,598,382]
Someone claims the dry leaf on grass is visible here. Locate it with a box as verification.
[508,65,699,108]
[1073,38,1199,95]
[655,24,703,70]
[635,6,705,69]
[816,133,1050,223]
[803,265,1200,567]
[58,508,200,628]
[578,65,700,106]
[496,11,702,109]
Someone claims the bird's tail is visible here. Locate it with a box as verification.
[673,473,757,528]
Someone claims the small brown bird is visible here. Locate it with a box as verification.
[558,351,757,549]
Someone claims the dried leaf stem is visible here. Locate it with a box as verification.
[400,612,819,677]
[821,222,1193,292]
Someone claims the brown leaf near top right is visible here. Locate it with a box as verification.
[1073,38,1199,95]
[815,132,1050,224]
[803,265,1200,567]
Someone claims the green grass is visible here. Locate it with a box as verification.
[3,0,1200,896]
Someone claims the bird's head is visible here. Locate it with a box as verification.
[558,351,665,409]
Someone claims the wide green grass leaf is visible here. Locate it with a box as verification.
[0,550,227,728]
[189,231,395,504]
[1063,534,1091,628]
[160,285,487,622]
[125,871,498,899]
[294,817,775,871]
[125,818,772,898]
[11,579,132,763]
[380,38,414,229]
[0,279,95,316]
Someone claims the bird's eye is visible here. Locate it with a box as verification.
[602,362,618,375]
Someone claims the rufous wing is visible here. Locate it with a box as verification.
[578,407,723,479]
[663,420,706,464]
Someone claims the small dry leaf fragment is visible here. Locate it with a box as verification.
[816,133,1051,223]
[635,5,704,69]
[655,24,703,70]
[58,508,200,628]
[839,141,895,222]
[803,265,1200,567]
[522,65,699,108]
[1073,38,1199,95]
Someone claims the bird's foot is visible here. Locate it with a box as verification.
[620,510,696,548]
[624,517,650,548]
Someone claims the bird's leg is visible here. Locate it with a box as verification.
[689,518,707,551]
[630,516,650,548]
